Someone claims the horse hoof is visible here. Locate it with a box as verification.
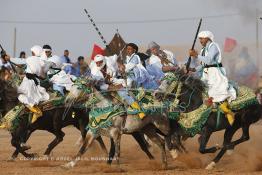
[205,161,216,170]
[61,161,75,169]
[170,149,178,159]
[162,163,168,170]
[226,149,234,156]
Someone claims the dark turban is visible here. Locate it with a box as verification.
[127,43,138,53]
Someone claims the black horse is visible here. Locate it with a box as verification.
[167,72,262,169]
[11,106,154,161]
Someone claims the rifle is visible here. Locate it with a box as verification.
[84,9,113,54]
[157,50,176,66]
[83,9,128,88]
[185,18,202,73]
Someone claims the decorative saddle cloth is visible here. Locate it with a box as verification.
[87,105,125,134]
[86,89,170,134]
[0,92,66,131]
[172,86,258,137]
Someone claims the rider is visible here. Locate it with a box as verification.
[41,44,75,96]
[91,54,146,119]
[17,45,50,123]
[189,30,237,125]
[118,43,158,90]
[146,41,178,83]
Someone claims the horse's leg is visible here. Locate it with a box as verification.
[10,136,36,160]
[228,125,250,149]
[206,126,239,170]
[96,136,108,155]
[107,138,115,165]
[43,130,65,156]
[62,131,96,168]
[142,125,167,169]
[9,125,34,160]
[78,117,87,142]
[131,132,154,159]
[110,128,121,165]
[199,127,220,154]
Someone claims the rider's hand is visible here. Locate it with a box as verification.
[189,49,198,58]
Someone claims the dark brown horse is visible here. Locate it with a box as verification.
[167,72,262,169]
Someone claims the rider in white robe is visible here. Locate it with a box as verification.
[189,31,236,125]
[17,45,50,123]
[122,43,158,90]
[41,45,75,96]
[91,54,145,119]
[146,41,178,83]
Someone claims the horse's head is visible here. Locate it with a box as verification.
[65,78,94,106]
[155,69,206,112]
[177,71,206,112]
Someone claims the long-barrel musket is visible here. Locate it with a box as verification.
[84,9,113,54]
[0,43,17,73]
[185,18,202,73]
[83,9,116,81]
[157,50,176,66]
[83,9,128,87]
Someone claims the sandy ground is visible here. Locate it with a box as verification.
[0,124,262,175]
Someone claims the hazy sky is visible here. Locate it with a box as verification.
[0,0,262,60]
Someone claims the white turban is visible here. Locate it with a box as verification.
[31,45,43,57]
[94,54,104,62]
[94,54,105,70]
[148,41,160,50]
[198,31,214,41]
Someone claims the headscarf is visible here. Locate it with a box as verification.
[30,45,43,57]
[94,54,105,70]
[42,44,52,52]
[148,41,160,50]
[198,31,214,41]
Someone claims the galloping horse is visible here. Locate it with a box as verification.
[165,71,262,169]
[63,79,170,169]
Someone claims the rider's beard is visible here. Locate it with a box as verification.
[97,61,105,70]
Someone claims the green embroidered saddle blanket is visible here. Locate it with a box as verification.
[173,86,258,137]
[87,105,126,134]
[0,105,25,131]
[86,90,169,134]
[229,86,258,110]
[0,93,67,131]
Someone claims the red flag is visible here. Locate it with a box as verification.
[90,44,104,60]
[224,37,237,52]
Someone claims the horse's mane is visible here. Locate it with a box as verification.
[175,69,206,93]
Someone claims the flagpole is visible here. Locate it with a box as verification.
[13,27,17,57]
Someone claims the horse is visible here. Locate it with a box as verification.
[0,76,154,162]
[62,79,170,169]
[164,71,262,170]
[0,69,19,117]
